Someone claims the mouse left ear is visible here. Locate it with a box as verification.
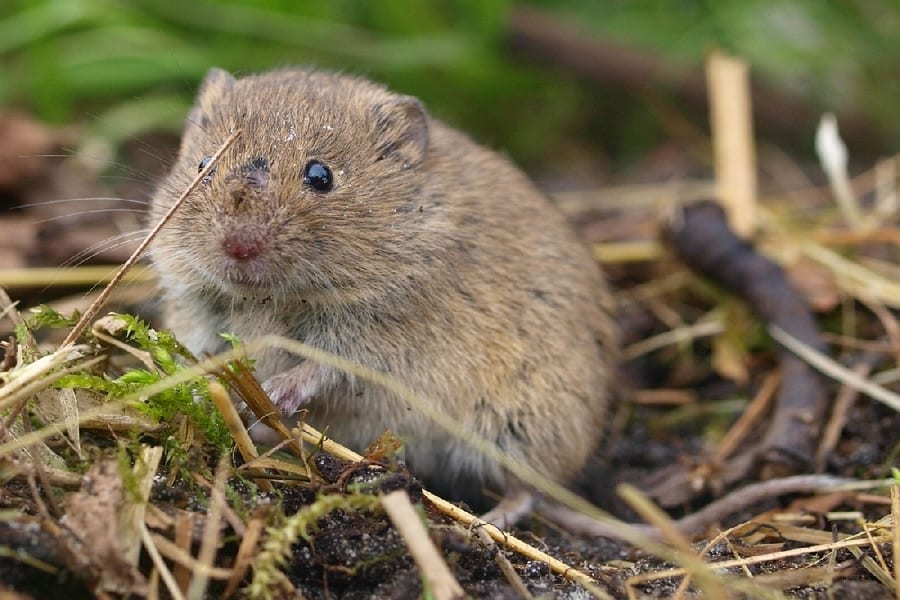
[186,68,236,129]
[373,96,428,168]
[197,68,236,104]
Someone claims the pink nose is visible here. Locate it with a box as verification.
[222,233,261,260]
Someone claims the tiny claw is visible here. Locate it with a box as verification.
[261,360,326,414]
[480,487,535,530]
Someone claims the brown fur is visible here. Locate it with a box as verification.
[150,68,617,510]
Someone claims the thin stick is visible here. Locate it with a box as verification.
[142,521,186,600]
[714,371,779,462]
[770,325,900,412]
[208,380,273,492]
[815,358,873,471]
[637,533,891,584]
[222,511,265,599]
[173,512,194,593]
[421,490,611,597]
[892,486,899,600]
[473,526,535,600]
[187,457,230,600]
[60,130,241,348]
[381,490,464,600]
[707,50,757,238]
[291,420,610,595]
[148,532,234,580]
[618,484,728,600]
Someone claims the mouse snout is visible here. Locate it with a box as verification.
[225,158,270,210]
[243,167,268,188]
[240,157,269,188]
[222,230,263,261]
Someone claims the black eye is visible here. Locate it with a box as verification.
[303,160,333,192]
[198,156,217,183]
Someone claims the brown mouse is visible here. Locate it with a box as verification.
[150,67,617,526]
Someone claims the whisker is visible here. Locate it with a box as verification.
[97,174,155,185]
[129,139,175,167]
[18,150,151,175]
[32,208,147,224]
[17,154,74,159]
[13,197,150,210]
[59,230,150,270]
[140,248,175,264]
[53,145,162,184]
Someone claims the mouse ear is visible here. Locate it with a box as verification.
[373,96,428,168]
[197,68,235,103]
[187,68,236,128]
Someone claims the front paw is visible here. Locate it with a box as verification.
[261,361,326,414]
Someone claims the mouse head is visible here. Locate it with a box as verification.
[151,68,438,305]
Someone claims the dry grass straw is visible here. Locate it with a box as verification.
[771,325,900,413]
[707,50,757,238]
[626,518,894,596]
[3,50,900,599]
[893,486,900,597]
[186,457,230,600]
[213,336,896,599]
[471,524,534,600]
[381,490,465,600]
[0,265,153,289]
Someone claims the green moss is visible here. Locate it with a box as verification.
[23,304,79,331]
[27,311,231,452]
[247,492,384,598]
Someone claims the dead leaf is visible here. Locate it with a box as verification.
[60,455,148,595]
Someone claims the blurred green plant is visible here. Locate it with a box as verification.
[545,0,900,140]
[1,0,897,169]
[2,0,575,164]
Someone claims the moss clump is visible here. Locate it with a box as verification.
[24,307,232,452]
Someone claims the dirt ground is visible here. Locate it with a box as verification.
[0,110,897,599]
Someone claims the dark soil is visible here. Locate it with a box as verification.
[0,111,897,599]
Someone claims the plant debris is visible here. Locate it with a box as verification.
[0,50,898,600]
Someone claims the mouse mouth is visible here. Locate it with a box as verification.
[221,262,276,290]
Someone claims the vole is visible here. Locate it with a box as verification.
[150,67,617,526]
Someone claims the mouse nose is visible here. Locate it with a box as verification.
[222,231,262,260]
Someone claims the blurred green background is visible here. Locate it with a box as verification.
[1,0,898,175]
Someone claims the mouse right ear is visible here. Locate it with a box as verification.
[372,96,429,169]
[187,68,236,128]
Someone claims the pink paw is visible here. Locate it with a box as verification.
[261,361,326,414]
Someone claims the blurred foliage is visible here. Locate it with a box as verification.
[0,0,897,171]
[554,1,900,139]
